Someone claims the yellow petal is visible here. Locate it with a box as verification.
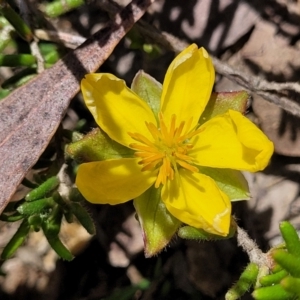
[160,44,215,128]
[192,110,274,171]
[76,158,157,204]
[81,74,157,147]
[161,170,231,236]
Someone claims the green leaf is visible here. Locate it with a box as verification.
[0,212,23,222]
[133,186,181,258]
[1,219,30,259]
[17,197,54,215]
[259,270,289,286]
[0,1,33,42]
[272,249,300,278]
[281,277,300,297]
[25,176,59,201]
[28,214,42,231]
[272,264,283,273]
[66,128,134,163]
[131,70,162,120]
[42,205,63,236]
[69,188,86,202]
[199,91,249,125]
[225,263,259,300]
[69,202,95,235]
[199,167,250,201]
[252,284,294,300]
[44,236,74,261]
[41,205,73,260]
[0,54,36,67]
[0,88,10,100]
[280,221,300,257]
[43,0,84,18]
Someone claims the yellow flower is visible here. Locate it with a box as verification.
[76,44,273,236]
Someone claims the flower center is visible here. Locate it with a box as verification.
[128,113,203,188]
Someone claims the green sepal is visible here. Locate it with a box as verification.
[178,217,237,240]
[252,284,294,300]
[199,167,250,201]
[1,219,30,259]
[280,277,300,297]
[199,91,249,125]
[279,221,300,257]
[25,176,59,201]
[131,70,162,120]
[69,202,95,235]
[259,269,289,287]
[66,128,134,163]
[225,262,259,300]
[272,249,300,278]
[133,186,181,258]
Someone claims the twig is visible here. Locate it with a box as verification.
[33,1,300,117]
[30,38,45,73]
[212,57,300,118]
[34,29,85,49]
[236,226,271,269]
[57,163,72,200]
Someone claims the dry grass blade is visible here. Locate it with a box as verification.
[0,0,155,214]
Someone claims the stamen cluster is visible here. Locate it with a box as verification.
[129,113,203,188]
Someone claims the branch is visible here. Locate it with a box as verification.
[212,57,300,118]
[32,2,300,118]
[236,226,271,269]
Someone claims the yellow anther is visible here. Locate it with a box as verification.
[129,113,203,187]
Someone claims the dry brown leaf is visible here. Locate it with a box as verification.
[0,0,154,213]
